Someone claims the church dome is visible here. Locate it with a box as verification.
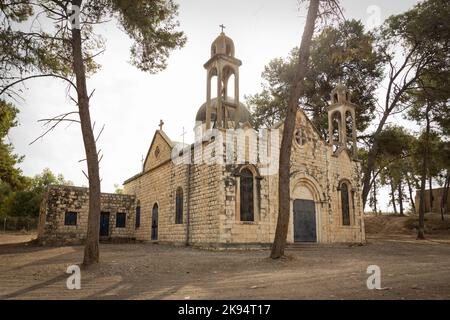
[196,97,251,124]
[211,32,235,57]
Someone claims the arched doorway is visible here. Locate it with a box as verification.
[151,203,158,240]
[293,199,316,242]
[291,177,322,243]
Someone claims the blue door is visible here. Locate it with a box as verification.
[100,212,110,237]
[293,199,317,242]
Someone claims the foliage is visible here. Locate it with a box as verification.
[247,19,385,135]
[248,0,450,213]
[0,180,15,218]
[1,0,187,98]
[2,215,38,231]
[359,0,449,207]
[1,168,72,219]
[106,0,187,73]
[30,168,73,194]
[0,100,26,190]
[1,98,72,219]
[1,0,186,263]
[113,183,123,194]
[375,127,416,212]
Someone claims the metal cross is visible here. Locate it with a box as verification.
[159,119,164,131]
[181,126,187,146]
[219,24,226,33]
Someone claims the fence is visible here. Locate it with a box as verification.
[1,216,38,232]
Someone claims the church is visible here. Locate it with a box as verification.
[37,31,365,246]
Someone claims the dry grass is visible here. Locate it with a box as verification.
[365,213,450,236]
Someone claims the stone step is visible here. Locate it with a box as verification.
[286,242,344,249]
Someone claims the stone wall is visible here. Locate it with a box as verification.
[37,185,136,245]
[285,111,365,243]
[41,107,365,247]
[217,110,365,245]
[123,111,365,247]
[123,131,223,245]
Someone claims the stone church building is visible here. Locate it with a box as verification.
[38,32,365,246]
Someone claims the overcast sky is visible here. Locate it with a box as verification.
[8,0,420,211]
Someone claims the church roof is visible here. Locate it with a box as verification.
[211,31,235,57]
[272,108,324,140]
[195,97,251,124]
[143,130,173,165]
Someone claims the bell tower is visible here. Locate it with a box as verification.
[204,26,242,129]
[327,84,357,157]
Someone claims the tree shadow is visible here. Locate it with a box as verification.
[83,278,186,300]
[0,240,41,255]
[0,273,67,299]
[1,245,82,273]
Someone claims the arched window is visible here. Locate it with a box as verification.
[240,168,254,221]
[345,111,353,138]
[341,183,351,226]
[135,200,141,229]
[226,44,232,55]
[175,187,183,224]
[151,203,158,240]
[345,110,354,151]
[226,73,236,101]
[332,111,341,142]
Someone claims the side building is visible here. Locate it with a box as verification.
[37,186,136,245]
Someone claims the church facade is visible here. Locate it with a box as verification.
[37,32,365,246]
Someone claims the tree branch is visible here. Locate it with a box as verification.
[1,73,78,96]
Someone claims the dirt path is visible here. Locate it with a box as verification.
[0,233,449,299]
[0,232,36,245]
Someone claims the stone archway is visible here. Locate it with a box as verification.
[290,173,325,243]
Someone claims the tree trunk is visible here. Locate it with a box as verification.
[398,179,404,216]
[428,176,433,213]
[71,0,101,265]
[441,171,449,221]
[372,178,378,214]
[417,104,431,240]
[270,0,320,259]
[362,112,391,208]
[390,178,398,215]
[406,174,416,214]
[362,144,377,210]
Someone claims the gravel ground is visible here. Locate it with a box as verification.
[0,231,449,300]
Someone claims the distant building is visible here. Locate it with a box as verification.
[415,188,450,214]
